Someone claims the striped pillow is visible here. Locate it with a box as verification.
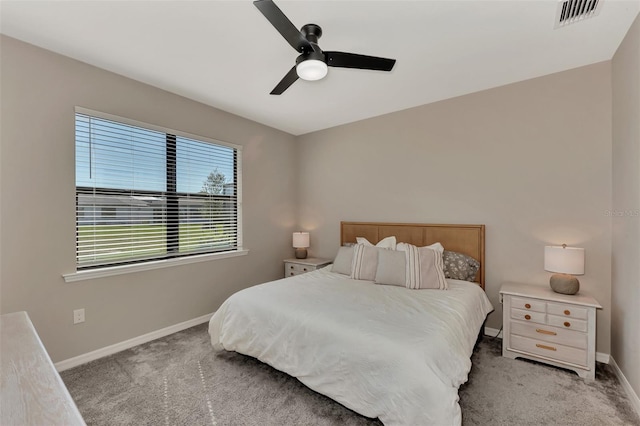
[350,244,380,281]
[400,243,448,290]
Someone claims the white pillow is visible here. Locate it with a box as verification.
[332,246,354,275]
[355,236,397,250]
[374,249,406,287]
[396,241,444,253]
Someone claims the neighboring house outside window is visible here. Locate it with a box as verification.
[74,108,242,270]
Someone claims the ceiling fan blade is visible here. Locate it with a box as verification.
[253,0,312,53]
[325,51,396,71]
[270,66,299,95]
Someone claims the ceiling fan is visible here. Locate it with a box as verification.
[253,0,397,95]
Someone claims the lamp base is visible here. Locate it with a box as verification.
[295,248,308,259]
[550,273,579,295]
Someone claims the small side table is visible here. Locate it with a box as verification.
[284,258,332,277]
[500,282,602,380]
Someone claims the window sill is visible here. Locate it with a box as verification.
[63,249,249,283]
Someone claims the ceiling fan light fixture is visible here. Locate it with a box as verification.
[296,59,327,81]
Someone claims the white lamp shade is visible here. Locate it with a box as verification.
[296,59,327,81]
[293,232,310,248]
[544,245,585,275]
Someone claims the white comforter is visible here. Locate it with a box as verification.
[208,267,493,426]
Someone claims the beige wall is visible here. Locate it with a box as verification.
[0,35,298,362]
[612,14,640,400]
[0,32,625,365]
[297,62,613,354]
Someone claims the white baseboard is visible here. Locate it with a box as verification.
[484,327,610,364]
[596,352,610,364]
[609,355,640,418]
[55,313,213,372]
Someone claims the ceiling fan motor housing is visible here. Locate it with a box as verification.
[301,23,322,47]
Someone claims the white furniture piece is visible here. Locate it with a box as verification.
[284,257,331,277]
[500,282,602,380]
[0,311,85,425]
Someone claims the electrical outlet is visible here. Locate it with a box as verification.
[73,308,85,324]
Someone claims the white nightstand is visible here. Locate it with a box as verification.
[284,258,332,277]
[500,282,602,380]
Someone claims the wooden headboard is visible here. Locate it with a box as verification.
[340,222,485,289]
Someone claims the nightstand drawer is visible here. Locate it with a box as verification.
[285,263,311,276]
[547,302,587,320]
[548,315,587,332]
[511,308,545,324]
[511,297,546,313]
[510,321,587,349]
[510,335,587,367]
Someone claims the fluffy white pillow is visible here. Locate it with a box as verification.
[355,236,397,250]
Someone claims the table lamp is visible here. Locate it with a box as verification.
[293,232,310,259]
[544,244,585,295]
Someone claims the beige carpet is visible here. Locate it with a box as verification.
[61,324,640,425]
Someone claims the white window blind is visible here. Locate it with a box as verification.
[75,109,241,269]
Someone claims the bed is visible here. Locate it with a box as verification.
[209,222,494,425]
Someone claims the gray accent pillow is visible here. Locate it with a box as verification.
[374,249,406,287]
[443,250,480,282]
[332,246,354,275]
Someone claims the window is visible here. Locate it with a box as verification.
[75,108,242,270]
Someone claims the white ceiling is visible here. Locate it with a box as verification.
[1,1,638,135]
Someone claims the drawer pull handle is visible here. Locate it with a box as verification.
[564,310,571,316]
[524,314,531,320]
[303,268,307,271]
[536,343,557,351]
[536,328,557,336]
[290,266,294,269]
[564,321,571,328]
[524,303,531,309]
[290,272,294,276]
